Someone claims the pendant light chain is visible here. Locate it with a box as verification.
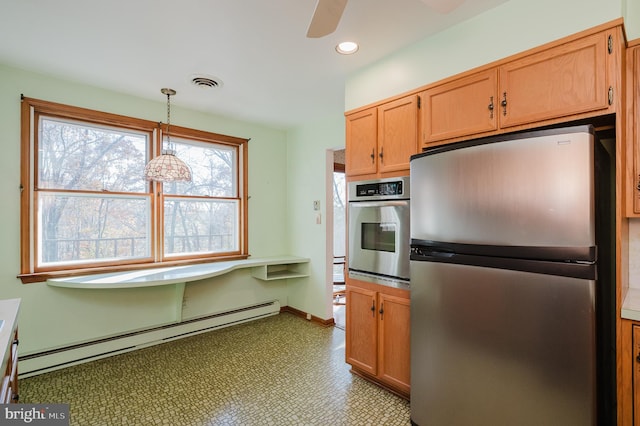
[161,88,176,152]
[166,90,171,149]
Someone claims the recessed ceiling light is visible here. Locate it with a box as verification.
[336,41,359,55]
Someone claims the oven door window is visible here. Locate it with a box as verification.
[361,222,396,253]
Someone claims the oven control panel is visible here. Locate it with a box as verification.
[349,177,409,200]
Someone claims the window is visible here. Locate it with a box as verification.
[20,97,248,283]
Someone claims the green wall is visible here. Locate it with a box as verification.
[285,114,345,320]
[0,64,292,354]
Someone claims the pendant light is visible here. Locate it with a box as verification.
[144,88,192,182]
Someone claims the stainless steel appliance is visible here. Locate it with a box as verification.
[348,176,410,288]
[409,125,615,425]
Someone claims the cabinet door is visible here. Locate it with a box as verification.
[421,69,498,143]
[378,293,410,395]
[499,31,609,128]
[346,108,378,177]
[345,286,378,375]
[631,46,640,215]
[377,95,419,174]
[634,325,640,426]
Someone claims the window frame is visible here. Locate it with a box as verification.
[19,97,249,283]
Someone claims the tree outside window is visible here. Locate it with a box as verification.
[19,97,248,283]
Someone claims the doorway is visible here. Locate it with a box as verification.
[332,149,346,329]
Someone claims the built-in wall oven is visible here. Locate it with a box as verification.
[347,176,410,289]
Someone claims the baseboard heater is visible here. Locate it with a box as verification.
[20,300,280,378]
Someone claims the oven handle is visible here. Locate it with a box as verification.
[349,200,409,208]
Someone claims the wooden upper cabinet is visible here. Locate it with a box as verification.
[421,69,498,144]
[627,44,640,216]
[499,31,610,129]
[345,107,378,177]
[419,24,621,146]
[346,94,418,179]
[377,95,419,174]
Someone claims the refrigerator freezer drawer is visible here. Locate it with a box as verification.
[410,260,596,426]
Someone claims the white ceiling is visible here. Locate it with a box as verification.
[0,0,507,129]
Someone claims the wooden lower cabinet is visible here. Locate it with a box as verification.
[377,293,411,393]
[345,279,410,398]
[633,324,640,425]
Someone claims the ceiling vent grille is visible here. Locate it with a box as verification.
[191,76,222,89]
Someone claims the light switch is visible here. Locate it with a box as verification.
[316,213,322,224]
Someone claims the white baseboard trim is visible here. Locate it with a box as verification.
[20,301,280,377]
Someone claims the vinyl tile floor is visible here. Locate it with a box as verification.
[19,312,411,425]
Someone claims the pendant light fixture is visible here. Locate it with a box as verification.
[144,88,192,182]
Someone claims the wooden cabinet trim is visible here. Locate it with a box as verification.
[346,277,410,299]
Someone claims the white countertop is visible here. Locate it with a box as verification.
[622,288,640,321]
[0,299,20,371]
[47,256,309,289]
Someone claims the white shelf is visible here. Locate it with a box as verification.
[47,256,310,289]
[250,261,310,281]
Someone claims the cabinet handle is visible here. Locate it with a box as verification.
[608,34,613,54]
[379,147,384,163]
[488,96,494,119]
[636,353,640,363]
[379,302,384,318]
[370,149,375,164]
[636,175,640,191]
[608,87,614,106]
[501,92,507,116]
[371,300,376,317]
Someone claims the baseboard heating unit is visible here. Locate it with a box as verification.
[20,300,280,377]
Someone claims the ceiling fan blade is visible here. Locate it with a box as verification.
[420,0,465,14]
[306,0,348,38]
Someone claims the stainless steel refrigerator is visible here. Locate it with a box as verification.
[409,125,615,426]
